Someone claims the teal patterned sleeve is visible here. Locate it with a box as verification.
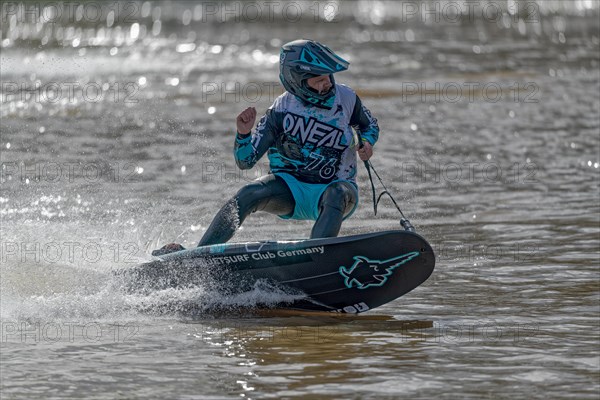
[350,96,379,146]
[234,109,280,170]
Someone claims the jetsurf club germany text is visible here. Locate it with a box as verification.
[283,112,346,150]
[202,246,325,266]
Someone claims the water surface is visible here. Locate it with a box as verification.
[1,1,599,398]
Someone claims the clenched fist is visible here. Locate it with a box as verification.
[236,107,257,135]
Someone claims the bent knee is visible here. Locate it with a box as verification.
[234,181,273,214]
[320,182,357,216]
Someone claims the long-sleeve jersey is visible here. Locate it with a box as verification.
[234,84,379,184]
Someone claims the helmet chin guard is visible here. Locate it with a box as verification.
[279,39,349,109]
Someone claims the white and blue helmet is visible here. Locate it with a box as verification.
[279,39,349,109]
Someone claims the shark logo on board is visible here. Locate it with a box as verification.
[339,252,420,290]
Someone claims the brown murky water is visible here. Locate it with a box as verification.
[1,1,599,398]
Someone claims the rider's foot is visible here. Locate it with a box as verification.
[151,243,185,256]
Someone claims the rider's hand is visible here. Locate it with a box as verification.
[236,107,257,135]
[358,141,373,161]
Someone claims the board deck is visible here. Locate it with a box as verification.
[117,230,435,313]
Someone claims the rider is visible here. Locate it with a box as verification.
[153,39,379,255]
